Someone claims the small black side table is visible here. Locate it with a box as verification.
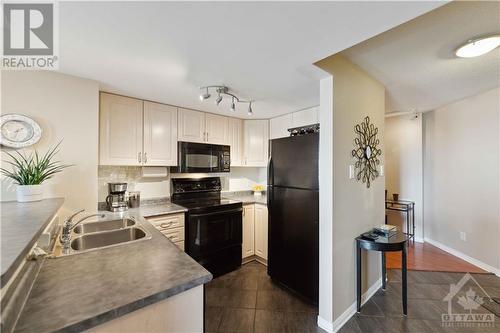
[356,231,410,315]
[385,200,415,240]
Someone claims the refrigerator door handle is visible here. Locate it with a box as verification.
[267,156,274,186]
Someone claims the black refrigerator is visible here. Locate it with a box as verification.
[267,132,319,305]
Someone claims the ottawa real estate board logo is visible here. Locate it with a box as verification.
[2,2,59,69]
[442,273,496,328]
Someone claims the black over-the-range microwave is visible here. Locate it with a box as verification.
[170,142,230,173]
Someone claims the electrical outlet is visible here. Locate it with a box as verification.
[380,165,385,176]
[460,231,467,241]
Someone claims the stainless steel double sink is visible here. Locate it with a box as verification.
[53,217,151,257]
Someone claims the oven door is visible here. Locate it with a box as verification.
[174,142,229,173]
[186,208,242,259]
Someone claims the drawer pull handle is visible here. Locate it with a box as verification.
[160,222,173,228]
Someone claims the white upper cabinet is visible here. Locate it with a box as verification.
[143,101,178,166]
[254,204,268,260]
[228,118,243,166]
[292,107,318,128]
[270,113,293,139]
[205,113,229,145]
[177,108,206,143]
[99,93,178,166]
[99,93,143,166]
[178,108,230,145]
[243,120,269,167]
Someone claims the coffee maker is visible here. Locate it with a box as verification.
[106,183,128,212]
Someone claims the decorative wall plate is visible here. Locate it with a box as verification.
[0,114,42,148]
[351,116,381,188]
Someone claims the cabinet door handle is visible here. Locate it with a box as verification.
[160,222,173,228]
[144,153,148,163]
[138,152,142,163]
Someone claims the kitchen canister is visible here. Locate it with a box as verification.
[128,191,141,208]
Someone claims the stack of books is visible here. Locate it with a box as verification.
[373,224,397,237]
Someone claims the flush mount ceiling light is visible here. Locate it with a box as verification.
[199,85,254,115]
[455,35,500,58]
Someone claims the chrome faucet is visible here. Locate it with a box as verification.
[60,210,105,247]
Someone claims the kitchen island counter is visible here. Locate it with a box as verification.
[13,210,211,333]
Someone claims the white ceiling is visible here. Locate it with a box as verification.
[342,1,500,114]
[58,1,443,119]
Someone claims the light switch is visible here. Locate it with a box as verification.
[349,165,355,179]
[380,165,385,176]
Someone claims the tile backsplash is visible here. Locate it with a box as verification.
[98,166,266,202]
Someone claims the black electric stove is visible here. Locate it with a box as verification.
[171,177,242,277]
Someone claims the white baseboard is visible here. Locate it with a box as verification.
[424,237,500,277]
[413,236,424,243]
[317,278,382,333]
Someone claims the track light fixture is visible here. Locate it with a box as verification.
[198,85,254,115]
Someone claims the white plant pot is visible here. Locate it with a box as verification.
[253,191,262,196]
[16,185,43,202]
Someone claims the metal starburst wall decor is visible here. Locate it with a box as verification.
[351,116,382,188]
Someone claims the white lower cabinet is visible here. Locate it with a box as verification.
[254,204,268,260]
[241,203,268,261]
[146,213,185,251]
[242,204,255,258]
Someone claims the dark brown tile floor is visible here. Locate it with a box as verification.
[339,269,500,333]
[205,263,500,332]
[205,261,325,333]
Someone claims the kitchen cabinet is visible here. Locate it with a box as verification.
[177,108,206,143]
[292,107,318,128]
[178,108,229,145]
[99,93,143,165]
[146,213,185,251]
[228,118,243,166]
[269,107,319,140]
[241,203,268,262]
[99,93,178,166]
[254,204,268,260]
[243,120,269,167]
[242,204,255,259]
[270,113,293,139]
[205,113,229,144]
[143,101,177,166]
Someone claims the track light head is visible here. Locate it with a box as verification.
[247,102,253,116]
[200,87,211,101]
[230,97,236,112]
[215,94,223,106]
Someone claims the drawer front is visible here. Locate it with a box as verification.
[174,241,184,251]
[160,227,185,243]
[147,214,184,231]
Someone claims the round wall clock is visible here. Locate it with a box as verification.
[351,116,382,188]
[0,114,42,148]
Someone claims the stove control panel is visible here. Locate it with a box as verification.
[172,177,222,195]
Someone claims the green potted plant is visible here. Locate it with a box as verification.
[1,143,71,202]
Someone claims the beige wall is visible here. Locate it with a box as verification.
[1,71,99,214]
[316,55,385,325]
[385,114,423,241]
[423,87,500,272]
